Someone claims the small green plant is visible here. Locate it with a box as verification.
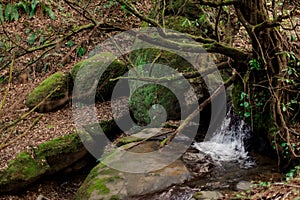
[4,3,19,21]
[181,18,201,28]
[103,0,117,9]
[67,40,75,48]
[0,0,56,22]
[281,142,290,158]
[27,33,36,46]
[257,181,270,187]
[77,46,86,57]
[239,92,251,118]
[249,58,261,71]
[286,165,300,181]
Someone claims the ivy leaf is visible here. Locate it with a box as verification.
[243,102,249,108]
[244,112,251,118]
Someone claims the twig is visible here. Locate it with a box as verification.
[0,86,59,133]
[0,115,43,150]
[0,55,14,110]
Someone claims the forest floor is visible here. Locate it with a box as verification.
[0,1,299,199]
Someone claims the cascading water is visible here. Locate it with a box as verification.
[193,106,255,168]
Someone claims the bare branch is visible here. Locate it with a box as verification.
[116,0,162,28]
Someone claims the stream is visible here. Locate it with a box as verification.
[129,106,283,200]
[0,107,283,200]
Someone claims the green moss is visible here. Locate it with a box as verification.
[36,133,82,157]
[115,136,144,147]
[130,84,180,124]
[25,72,70,108]
[87,178,110,195]
[86,176,122,197]
[71,52,127,101]
[110,195,121,200]
[6,152,48,180]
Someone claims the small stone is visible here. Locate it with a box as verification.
[193,191,223,200]
[236,180,251,191]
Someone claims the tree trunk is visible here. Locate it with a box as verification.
[234,0,299,167]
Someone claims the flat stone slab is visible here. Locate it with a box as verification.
[75,141,191,200]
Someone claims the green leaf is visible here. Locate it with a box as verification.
[199,13,207,23]
[27,33,36,45]
[10,5,19,21]
[17,2,30,15]
[244,112,251,118]
[4,4,19,21]
[243,102,249,108]
[30,0,38,19]
[282,105,287,112]
[121,5,126,10]
[43,4,56,20]
[67,40,75,47]
[77,46,86,57]
[5,3,12,21]
[291,35,296,42]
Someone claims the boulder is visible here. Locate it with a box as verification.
[128,49,209,125]
[0,133,86,193]
[75,141,191,200]
[71,52,128,102]
[25,72,71,113]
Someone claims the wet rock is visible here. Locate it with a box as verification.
[75,141,191,199]
[193,191,223,200]
[182,152,215,177]
[235,180,251,191]
[25,72,71,112]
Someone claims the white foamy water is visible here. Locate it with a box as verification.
[193,107,255,168]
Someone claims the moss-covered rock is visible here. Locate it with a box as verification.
[130,84,181,125]
[71,52,128,102]
[83,119,126,142]
[128,49,209,125]
[0,133,87,193]
[74,163,126,200]
[25,72,71,113]
[75,140,191,200]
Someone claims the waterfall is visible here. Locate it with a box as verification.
[193,106,255,168]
